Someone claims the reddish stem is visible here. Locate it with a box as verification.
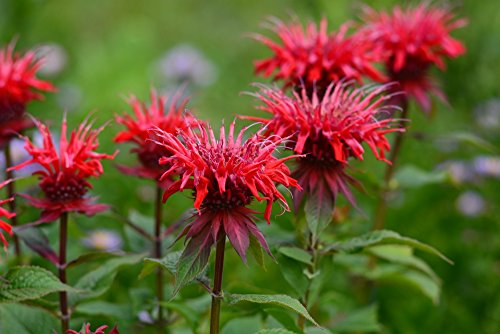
[154,186,164,329]
[210,233,226,334]
[59,212,69,332]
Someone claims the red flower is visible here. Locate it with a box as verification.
[361,4,466,112]
[114,89,196,186]
[10,118,116,223]
[249,83,401,208]
[151,121,300,262]
[0,40,56,146]
[254,18,385,94]
[67,323,119,334]
[0,180,15,250]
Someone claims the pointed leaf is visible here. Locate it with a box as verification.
[278,247,312,265]
[276,253,308,297]
[249,234,266,269]
[226,293,320,327]
[14,227,58,265]
[139,251,181,279]
[394,165,450,188]
[304,190,335,243]
[69,253,144,305]
[174,235,211,296]
[328,230,452,264]
[0,266,75,303]
[66,252,121,269]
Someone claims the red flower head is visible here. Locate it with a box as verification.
[0,180,15,250]
[151,121,300,262]
[361,4,466,112]
[10,117,116,223]
[249,83,402,209]
[254,18,385,95]
[114,88,197,186]
[67,323,119,334]
[0,40,56,146]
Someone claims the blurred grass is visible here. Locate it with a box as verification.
[1,0,500,333]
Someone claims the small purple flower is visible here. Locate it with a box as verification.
[82,230,122,252]
[437,160,476,184]
[157,44,217,87]
[473,156,500,178]
[456,191,486,217]
[36,43,68,77]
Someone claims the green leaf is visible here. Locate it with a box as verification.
[0,303,59,334]
[226,293,320,327]
[278,247,312,265]
[367,245,440,282]
[14,227,58,265]
[329,230,453,264]
[161,301,201,331]
[442,132,498,153]
[0,266,75,303]
[249,234,266,269]
[174,236,211,296]
[304,191,335,243]
[394,165,450,188]
[69,253,144,305]
[276,253,309,297]
[332,305,381,332]
[256,329,298,334]
[139,251,181,279]
[66,252,120,269]
[265,307,304,333]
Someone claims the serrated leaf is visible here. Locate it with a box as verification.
[173,234,212,297]
[304,189,335,243]
[0,266,75,303]
[278,247,312,265]
[14,227,58,265]
[367,245,440,282]
[329,230,452,264]
[394,165,450,188]
[226,293,320,327]
[139,251,181,279]
[332,305,381,332]
[0,303,59,334]
[69,253,144,306]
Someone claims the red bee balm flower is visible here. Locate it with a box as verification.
[250,83,401,209]
[361,4,466,112]
[0,41,55,146]
[254,18,385,93]
[67,323,119,334]
[0,180,15,250]
[151,121,300,262]
[114,89,196,185]
[10,118,116,223]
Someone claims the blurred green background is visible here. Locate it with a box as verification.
[1,0,499,333]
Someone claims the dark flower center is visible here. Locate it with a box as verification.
[137,143,169,171]
[41,175,89,202]
[387,55,431,82]
[0,101,25,124]
[300,136,342,169]
[200,180,253,212]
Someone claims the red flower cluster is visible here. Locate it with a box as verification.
[11,118,116,223]
[361,4,466,111]
[151,121,300,261]
[254,18,385,93]
[67,323,119,334]
[114,89,196,185]
[0,180,15,250]
[250,83,401,208]
[0,41,55,146]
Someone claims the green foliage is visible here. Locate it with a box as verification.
[226,293,320,327]
[331,305,381,333]
[0,266,75,303]
[304,193,335,244]
[0,303,59,334]
[394,165,450,189]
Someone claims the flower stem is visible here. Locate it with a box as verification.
[210,233,226,334]
[373,105,409,231]
[298,235,320,331]
[3,142,21,259]
[59,212,69,333]
[154,186,164,330]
